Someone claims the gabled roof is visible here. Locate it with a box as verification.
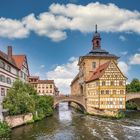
[12,55,26,69]
[86,61,111,83]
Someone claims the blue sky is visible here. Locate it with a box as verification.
[0,0,140,94]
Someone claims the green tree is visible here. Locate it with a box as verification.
[126,78,140,93]
[3,79,36,115]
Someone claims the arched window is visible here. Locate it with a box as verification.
[7,77,11,84]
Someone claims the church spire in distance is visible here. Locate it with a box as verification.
[92,24,101,50]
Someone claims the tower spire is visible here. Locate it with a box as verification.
[95,24,97,33]
[92,24,101,50]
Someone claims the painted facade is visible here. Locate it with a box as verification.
[71,26,127,115]
[28,76,59,96]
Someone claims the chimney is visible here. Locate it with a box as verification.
[7,46,12,60]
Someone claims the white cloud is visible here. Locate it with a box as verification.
[1,2,140,41]
[49,2,140,34]
[118,61,129,75]
[46,57,79,94]
[129,53,140,64]
[120,51,128,55]
[0,17,29,39]
[119,35,126,41]
[23,13,67,42]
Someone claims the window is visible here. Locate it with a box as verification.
[50,85,52,88]
[106,90,110,94]
[120,90,124,94]
[113,90,116,94]
[102,81,105,86]
[101,90,104,94]
[119,81,123,86]
[111,81,114,86]
[0,75,5,82]
[0,60,5,69]
[7,77,11,84]
[7,65,11,72]
[92,62,96,69]
[1,88,5,96]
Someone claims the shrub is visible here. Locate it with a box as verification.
[116,111,126,119]
[0,122,11,138]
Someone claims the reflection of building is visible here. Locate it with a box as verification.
[28,76,59,96]
[71,25,127,115]
[0,46,29,99]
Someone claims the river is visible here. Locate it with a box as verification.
[11,102,140,140]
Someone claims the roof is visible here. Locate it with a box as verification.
[29,76,39,79]
[78,49,119,65]
[87,61,111,83]
[12,55,26,69]
[38,80,54,84]
[0,50,17,68]
[0,49,27,70]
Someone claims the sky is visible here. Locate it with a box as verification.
[0,0,140,94]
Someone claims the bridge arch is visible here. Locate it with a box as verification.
[126,93,140,102]
[54,96,86,112]
[126,93,140,110]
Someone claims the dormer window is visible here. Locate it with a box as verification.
[92,62,96,69]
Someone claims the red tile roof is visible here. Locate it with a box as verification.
[12,55,26,69]
[87,61,111,82]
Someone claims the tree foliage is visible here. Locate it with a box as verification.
[3,79,54,117]
[126,78,140,93]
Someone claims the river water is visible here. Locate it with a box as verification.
[11,102,140,140]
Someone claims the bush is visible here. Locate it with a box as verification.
[0,122,11,138]
[126,102,137,110]
[33,95,54,120]
[116,111,126,119]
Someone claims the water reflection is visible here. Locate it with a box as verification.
[58,102,72,122]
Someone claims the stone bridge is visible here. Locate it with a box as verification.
[54,95,86,111]
[54,93,140,111]
[126,93,140,109]
[126,93,140,101]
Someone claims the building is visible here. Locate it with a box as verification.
[71,25,127,116]
[28,76,59,96]
[0,46,29,99]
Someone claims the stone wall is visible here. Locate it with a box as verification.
[4,113,33,128]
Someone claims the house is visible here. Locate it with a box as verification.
[0,46,29,98]
[28,76,59,96]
